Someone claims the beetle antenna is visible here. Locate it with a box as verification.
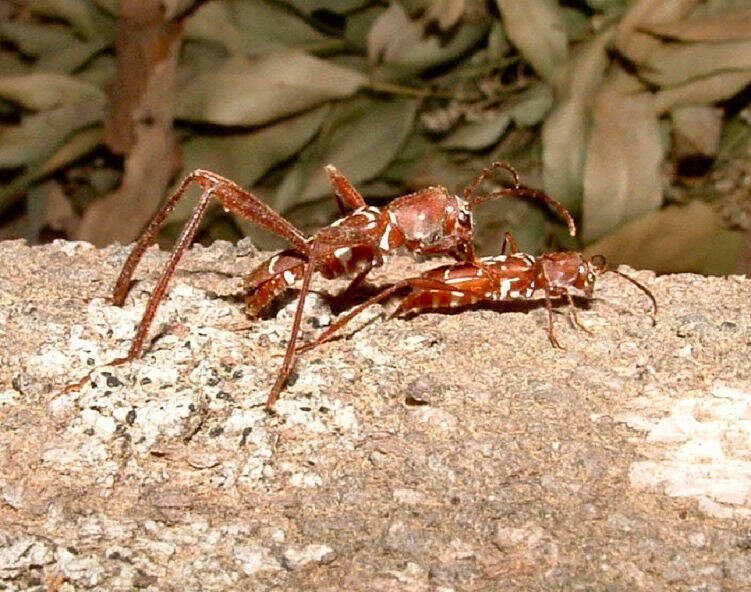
[593,256,657,324]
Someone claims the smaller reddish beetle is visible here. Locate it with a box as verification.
[297,232,657,353]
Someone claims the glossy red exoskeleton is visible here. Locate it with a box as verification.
[68,163,576,409]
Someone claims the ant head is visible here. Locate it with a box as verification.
[574,254,598,298]
[540,251,597,298]
[589,254,608,274]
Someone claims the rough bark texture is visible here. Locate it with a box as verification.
[0,239,750,591]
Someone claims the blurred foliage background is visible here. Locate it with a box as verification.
[0,0,749,274]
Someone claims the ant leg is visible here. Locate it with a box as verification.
[266,229,384,409]
[112,170,309,306]
[544,292,565,350]
[66,183,217,392]
[267,257,316,410]
[566,292,593,335]
[470,187,577,238]
[331,265,372,308]
[297,278,461,354]
[325,164,366,216]
[463,161,521,201]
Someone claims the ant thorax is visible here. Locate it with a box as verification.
[388,188,471,251]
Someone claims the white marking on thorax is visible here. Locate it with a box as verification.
[283,270,296,285]
[379,224,393,250]
[444,276,470,285]
[487,255,508,263]
[498,278,512,299]
[334,247,351,264]
[267,255,280,274]
[387,211,398,225]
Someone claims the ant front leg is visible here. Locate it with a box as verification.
[266,228,383,410]
[543,291,565,350]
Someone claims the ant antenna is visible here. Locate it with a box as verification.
[592,255,657,324]
[464,161,521,201]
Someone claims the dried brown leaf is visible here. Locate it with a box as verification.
[582,71,664,240]
[653,69,751,112]
[542,26,614,209]
[583,200,744,275]
[495,0,569,85]
[638,9,751,42]
[442,84,553,150]
[671,105,722,156]
[639,39,751,86]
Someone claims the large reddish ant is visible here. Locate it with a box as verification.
[297,232,657,354]
[67,163,575,409]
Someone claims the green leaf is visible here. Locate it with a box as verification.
[583,200,744,275]
[24,0,102,40]
[542,26,614,210]
[0,73,104,110]
[176,52,366,126]
[173,106,329,223]
[89,0,117,15]
[639,39,751,86]
[272,97,419,211]
[344,5,387,52]
[76,55,117,88]
[442,83,553,150]
[584,0,627,10]
[0,52,30,77]
[34,38,110,74]
[495,0,569,85]
[0,99,104,168]
[0,22,77,58]
[231,0,335,51]
[186,0,337,55]
[369,3,489,79]
[582,73,664,241]
[0,127,102,216]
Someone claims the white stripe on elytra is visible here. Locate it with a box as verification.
[379,225,393,250]
[267,255,280,274]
